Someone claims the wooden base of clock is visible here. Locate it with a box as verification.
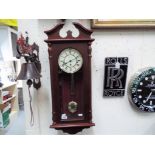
[50,122,95,134]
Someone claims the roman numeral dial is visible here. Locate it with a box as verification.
[58,48,83,73]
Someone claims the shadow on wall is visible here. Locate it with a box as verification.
[57,127,95,135]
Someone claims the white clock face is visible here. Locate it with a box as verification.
[58,48,83,73]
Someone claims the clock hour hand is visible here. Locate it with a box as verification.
[63,60,73,65]
[151,89,155,92]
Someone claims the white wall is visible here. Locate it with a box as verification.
[18,19,155,135]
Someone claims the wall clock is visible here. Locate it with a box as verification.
[44,22,95,134]
[128,67,155,112]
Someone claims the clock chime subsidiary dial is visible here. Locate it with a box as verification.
[128,68,155,112]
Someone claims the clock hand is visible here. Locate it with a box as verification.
[62,60,71,65]
[64,57,78,65]
[63,59,74,65]
[146,92,152,102]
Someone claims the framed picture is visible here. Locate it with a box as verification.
[91,19,155,28]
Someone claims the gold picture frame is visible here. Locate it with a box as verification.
[91,19,155,28]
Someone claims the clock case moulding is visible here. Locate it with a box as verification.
[44,22,95,134]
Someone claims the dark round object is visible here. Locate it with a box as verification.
[16,54,21,59]
[128,67,155,112]
[27,79,33,87]
[0,82,3,87]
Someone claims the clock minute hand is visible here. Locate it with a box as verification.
[64,57,78,65]
[146,92,152,102]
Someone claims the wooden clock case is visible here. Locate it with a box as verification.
[44,22,95,134]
